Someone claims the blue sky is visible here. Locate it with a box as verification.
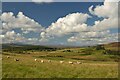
[3,2,103,27]
[1,1,119,46]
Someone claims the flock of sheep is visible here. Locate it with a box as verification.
[34,58,82,64]
[6,56,82,64]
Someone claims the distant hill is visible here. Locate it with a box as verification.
[2,43,58,52]
[2,42,120,50]
[103,42,120,47]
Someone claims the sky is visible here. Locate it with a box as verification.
[2,2,103,27]
[0,0,119,46]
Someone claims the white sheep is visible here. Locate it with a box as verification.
[68,61,73,64]
[41,60,44,63]
[34,59,37,61]
[7,56,10,58]
[0,58,2,60]
[14,59,19,61]
[60,61,64,64]
[77,61,82,64]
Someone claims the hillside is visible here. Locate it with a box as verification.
[2,42,120,51]
[103,42,119,52]
[2,43,58,53]
[104,42,120,47]
[2,42,119,78]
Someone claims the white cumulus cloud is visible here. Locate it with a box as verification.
[1,0,118,45]
[39,0,118,45]
[40,12,91,40]
[1,12,45,44]
[1,12,45,34]
[89,0,118,31]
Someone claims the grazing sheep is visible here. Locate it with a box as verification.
[77,61,82,64]
[41,60,44,63]
[68,61,73,64]
[34,59,37,61]
[48,60,51,62]
[14,59,19,61]
[60,61,64,64]
[0,58,2,60]
[7,56,10,58]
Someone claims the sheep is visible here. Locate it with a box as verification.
[41,60,44,63]
[0,58,2,60]
[48,60,51,62]
[77,61,82,64]
[34,59,37,61]
[60,61,64,64]
[14,59,19,61]
[7,56,10,58]
[68,61,73,64]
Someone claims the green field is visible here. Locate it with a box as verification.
[2,43,120,78]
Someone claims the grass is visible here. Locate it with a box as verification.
[2,56,118,78]
[2,46,119,78]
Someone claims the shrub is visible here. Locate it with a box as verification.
[96,45,105,50]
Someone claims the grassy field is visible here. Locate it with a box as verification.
[2,43,120,78]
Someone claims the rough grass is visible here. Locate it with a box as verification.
[2,51,118,78]
[2,43,120,78]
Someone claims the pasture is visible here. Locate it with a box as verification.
[2,44,119,78]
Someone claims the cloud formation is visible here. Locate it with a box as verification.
[1,12,44,34]
[1,12,44,44]
[1,0,119,46]
[89,1,118,31]
[40,0,118,45]
[1,30,26,43]
[40,13,91,40]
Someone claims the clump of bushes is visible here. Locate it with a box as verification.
[96,45,105,50]
[63,50,72,52]
[103,49,120,55]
